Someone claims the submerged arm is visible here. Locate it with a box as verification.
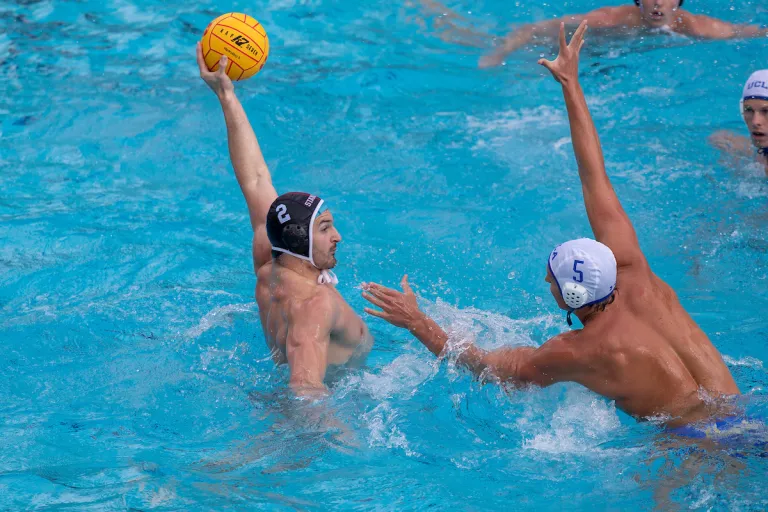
[684,15,768,40]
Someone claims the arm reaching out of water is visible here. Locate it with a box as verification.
[479,7,629,69]
[362,277,585,387]
[409,0,492,48]
[708,131,753,157]
[539,22,646,270]
[197,43,278,270]
[681,15,768,40]
[480,6,766,68]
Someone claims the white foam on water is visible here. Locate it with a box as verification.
[723,355,765,370]
[355,353,438,401]
[522,387,624,456]
[636,87,674,98]
[46,145,85,167]
[736,178,768,199]
[337,300,559,401]
[173,287,240,299]
[466,106,568,149]
[111,0,171,24]
[425,297,559,352]
[553,137,572,156]
[688,485,716,510]
[149,485,178,507]
[139,37,170,59]
[30,0,53,20]
[363,402,417,457]
[349,299,623,460]
[184,303,256,340]
[584,93,627,117]
[106,31,142,53]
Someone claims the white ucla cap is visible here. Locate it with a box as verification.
[743,70,768,102]
[548,238,617,311]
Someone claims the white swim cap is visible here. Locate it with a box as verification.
[743,70,768,102]
[548,238,617,311]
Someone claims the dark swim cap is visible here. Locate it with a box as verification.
[266,192,327,267]
[634,0,683,5]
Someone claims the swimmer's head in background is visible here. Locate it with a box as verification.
[635,0,683,27]
[547,238,617,326]
[741,70,768,151]
[266,192,341,271]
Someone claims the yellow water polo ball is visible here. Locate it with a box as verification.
[201,13,269,81]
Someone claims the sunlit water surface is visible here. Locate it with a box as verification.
[2,0,768,509]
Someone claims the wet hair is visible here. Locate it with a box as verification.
[634,0,684,6]
[566,289,618,327]
[591,289,617,312]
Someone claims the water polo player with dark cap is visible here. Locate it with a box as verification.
[196,45,372,397]
[480,0,767,68]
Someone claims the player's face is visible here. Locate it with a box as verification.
[545,265,569,311]
[743,99,768,149]
[312,211,342,269]
[639,0,680,27]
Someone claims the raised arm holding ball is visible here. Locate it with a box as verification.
[196,19,372,397]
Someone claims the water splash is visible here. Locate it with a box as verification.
[724,355,765,370]
[183,303,256,340]
[363,402,418,457]
[522,388,624,456]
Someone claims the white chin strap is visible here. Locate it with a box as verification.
[318,270,338,286]
[562,282,589,310]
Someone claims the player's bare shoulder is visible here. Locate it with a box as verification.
[287,287,339,327]
[674,9,699,33]
[549,329,588,355]
[583,5,642,28]
[255,258,276,285]
[252,225,274,272]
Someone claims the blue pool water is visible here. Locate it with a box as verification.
[2,0,768,509]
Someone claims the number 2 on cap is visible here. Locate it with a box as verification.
[573,260,584,283]
[276,204,291,224]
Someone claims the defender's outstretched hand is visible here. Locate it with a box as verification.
[538,21,588,85]
[196,42,234,99]
[362,276,423,330]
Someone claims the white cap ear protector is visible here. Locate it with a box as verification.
[562,282,589,310]
[548,238,617,327]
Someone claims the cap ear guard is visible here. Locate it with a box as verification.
[562,282,589,310]
[282,224,308,252]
